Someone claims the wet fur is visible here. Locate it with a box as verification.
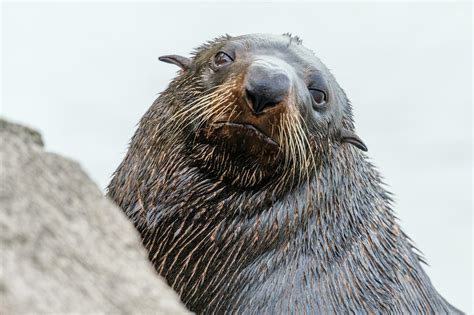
[107,34,461,314]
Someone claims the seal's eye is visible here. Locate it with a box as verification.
[213,51,234,68]
[309,89,327,108]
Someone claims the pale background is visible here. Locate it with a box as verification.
[2,2,472,312]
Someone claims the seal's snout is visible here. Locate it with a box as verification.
[245,63,291,114]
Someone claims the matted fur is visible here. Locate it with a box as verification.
[107,34,461,314]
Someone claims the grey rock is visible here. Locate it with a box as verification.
[0,118,189,314]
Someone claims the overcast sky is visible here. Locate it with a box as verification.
[2,2,472,312]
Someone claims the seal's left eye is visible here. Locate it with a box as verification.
[213,52,233,67]
[310,89,327,108]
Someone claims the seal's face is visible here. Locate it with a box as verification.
[159,34,366,188]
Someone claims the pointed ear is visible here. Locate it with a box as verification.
[339,128,368,152]
[158,55,192,71]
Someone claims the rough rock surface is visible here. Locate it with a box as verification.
[0,118,189,314]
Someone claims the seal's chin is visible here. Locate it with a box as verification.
[196,120,280,167]
[188,120,282,187]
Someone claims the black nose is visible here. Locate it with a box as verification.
[245,64,291,114]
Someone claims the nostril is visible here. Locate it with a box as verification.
[245,87,279,114]
[245,66,291,114]
[245,88,257,109]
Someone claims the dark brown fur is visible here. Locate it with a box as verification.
[107,34,461,314]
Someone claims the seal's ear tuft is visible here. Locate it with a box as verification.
[158,55,192,71]
[340,128,368,152]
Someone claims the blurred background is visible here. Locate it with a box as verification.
[1,1,472,312]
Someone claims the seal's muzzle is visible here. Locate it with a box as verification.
[244,60,291,114]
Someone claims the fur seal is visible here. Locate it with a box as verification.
[107,34,461,314]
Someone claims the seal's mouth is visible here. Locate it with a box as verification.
[211,121,278,147]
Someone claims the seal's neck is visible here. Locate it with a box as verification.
[107,130,401,313]
[110,135,392,255]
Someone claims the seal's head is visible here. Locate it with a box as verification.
[157,33,366,189]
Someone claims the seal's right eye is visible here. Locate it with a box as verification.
[213,51,234,68]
